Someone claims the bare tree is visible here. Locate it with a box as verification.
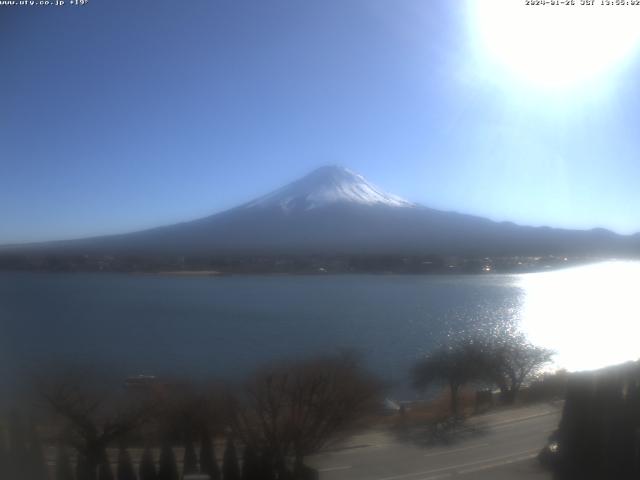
[485,334,554,404]
[37,369,158,480]
[413,331,554,413]
[150,378,228,449]
[412,340,488,417]
[232,352,381,478]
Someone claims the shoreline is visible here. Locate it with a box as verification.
[0,259,624,277]
[140,270,227,277]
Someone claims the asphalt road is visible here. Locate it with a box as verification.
[308,403,562,480]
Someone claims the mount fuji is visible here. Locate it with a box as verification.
[3,165,639,261]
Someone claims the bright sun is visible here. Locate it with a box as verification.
[471,0,640,89]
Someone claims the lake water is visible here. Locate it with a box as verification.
[1,261,639,397]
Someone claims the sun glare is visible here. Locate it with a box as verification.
[471,0,640,89]
[519,261,640,372]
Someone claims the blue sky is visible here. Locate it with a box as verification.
[2,0,640,244]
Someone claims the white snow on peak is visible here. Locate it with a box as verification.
[243,165,415,212]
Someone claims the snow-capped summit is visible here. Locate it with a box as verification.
[243,165,414,212]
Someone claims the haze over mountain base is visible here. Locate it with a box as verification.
[1,166,638,273]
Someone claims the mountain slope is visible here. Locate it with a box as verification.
[2,165,639,258]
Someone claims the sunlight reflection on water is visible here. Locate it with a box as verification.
[518,261,640,372]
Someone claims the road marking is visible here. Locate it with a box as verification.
[483,409,555,422]
[316,410,558,457]
[446,448,540,472]
[318,465,353,472]
[487,411,557,430]
[376,448,540,480]
[457,452,538,475]
[423,443,489,457]
[475,407,555,421]
[416,474,452,480]
[495,424,555,441]
[377,465,456,480]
